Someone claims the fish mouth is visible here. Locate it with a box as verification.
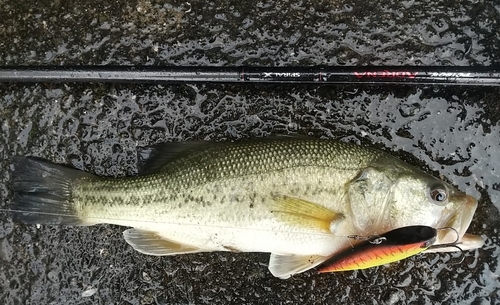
[424,194,484,253]
[425,233,484,253]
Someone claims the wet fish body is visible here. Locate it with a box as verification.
[10,138,484,278]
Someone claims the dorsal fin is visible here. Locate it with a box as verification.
[137,141,214,175]
[136,136,315,175]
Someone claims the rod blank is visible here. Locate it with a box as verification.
[0,66,499,86]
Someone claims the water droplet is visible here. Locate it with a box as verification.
[398,103,421,118]
[82,287,98,297]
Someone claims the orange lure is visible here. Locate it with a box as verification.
[318,226,437,273]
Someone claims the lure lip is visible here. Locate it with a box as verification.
[317,225,437,273]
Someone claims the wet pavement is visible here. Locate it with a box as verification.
[0,0,499,304]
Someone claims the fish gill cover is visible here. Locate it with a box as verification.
[0,0,499,304]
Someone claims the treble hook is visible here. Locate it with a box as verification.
[346,234,370,241]
[369,237,387,245]
[346,234,386,248]
[436,226,460,244]
[427,226,465,265]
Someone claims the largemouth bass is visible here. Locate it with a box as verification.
[10,138,484,278]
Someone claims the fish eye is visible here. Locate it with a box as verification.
[430,187,448,205]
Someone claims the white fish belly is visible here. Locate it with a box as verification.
[148,219,355,256]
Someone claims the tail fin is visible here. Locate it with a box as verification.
[10,156,96,226]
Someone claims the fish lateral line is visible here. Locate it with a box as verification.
[1,208,358,238]
[3,209,466,247]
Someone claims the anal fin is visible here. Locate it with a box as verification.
[271,195,344,232]
[123,228,201,256]
[269,253,329,279]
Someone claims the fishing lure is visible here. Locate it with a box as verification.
[318,226,437,273]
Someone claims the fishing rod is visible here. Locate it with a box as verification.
[0,65,499,86]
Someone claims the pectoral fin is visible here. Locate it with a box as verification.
[269,253,329,279]
[271,195,344,232]
[123,228,201,255]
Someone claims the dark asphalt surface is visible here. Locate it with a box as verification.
[0,0,499,304]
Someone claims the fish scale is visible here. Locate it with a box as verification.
[9,138,483,278]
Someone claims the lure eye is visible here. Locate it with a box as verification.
[430,187,448,205]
